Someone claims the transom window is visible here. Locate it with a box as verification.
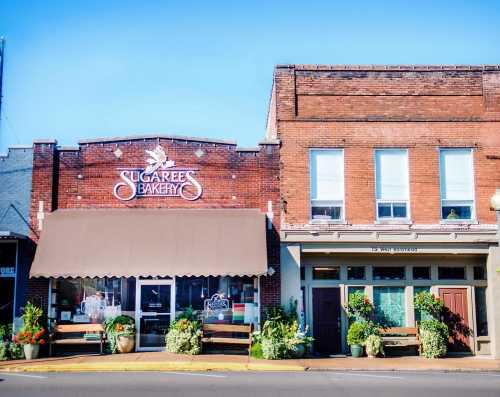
[312,266,340,280]
[438,266,465,280]
[375,149,409,221]
[439,149,475,221]
[373,266,406,280]
[412,266,431,280]
[310,149,344,221]
[347,266,365,280]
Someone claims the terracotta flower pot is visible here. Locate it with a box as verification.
[117,335,135,353]
[23,344,40,360]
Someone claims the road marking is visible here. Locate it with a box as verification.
[162,372,227,378]
[0,372,48,379]
[330,372,404,380]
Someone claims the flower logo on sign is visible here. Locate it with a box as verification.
[145,145,176,174]
[204,293,230,321]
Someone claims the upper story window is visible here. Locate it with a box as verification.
[374,149,409,221]
[310,149,344,221]
[439,149,475,221]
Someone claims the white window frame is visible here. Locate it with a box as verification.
[374,149,410,222]
[309,148,345,223]
[439,148,476,222]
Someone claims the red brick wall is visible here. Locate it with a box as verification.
[29,137,281,309]
[272,65,500,227]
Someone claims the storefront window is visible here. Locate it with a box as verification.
[52,278,129,324]
[374,287,405,327]
[412,266,430,280]
[300,267,305,281]
[438,267,465,280]
[413,286,432,323]
[312,267,340,280]
[373,267,405,280]
[347,266,365,280]
[475,287,488,337]
[176,276,257,324]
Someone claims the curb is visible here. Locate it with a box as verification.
[305,367,500,373]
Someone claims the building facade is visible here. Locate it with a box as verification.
[0,145,35,328]
[27,136,280,351]
[268,65,500,356]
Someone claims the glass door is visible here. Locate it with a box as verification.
[135,279,175,351]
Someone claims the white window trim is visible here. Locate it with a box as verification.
[309,148,345,223]
[373,149,411,223]
[439,148,476,223]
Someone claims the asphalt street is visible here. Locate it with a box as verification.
[1,370,500,397]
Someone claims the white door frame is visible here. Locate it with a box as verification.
[135,278,176,352]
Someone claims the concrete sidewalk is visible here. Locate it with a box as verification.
[0,352,499,373]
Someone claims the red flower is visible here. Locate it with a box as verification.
[39,339,46,345]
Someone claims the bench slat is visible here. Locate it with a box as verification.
[54,324,105,333]
[52,338,102,345]
[380,327,417,336]
[202,324,251,333]
[201,337,251,345]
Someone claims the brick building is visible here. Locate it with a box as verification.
[267,65,500,356]
[28,135,280,351]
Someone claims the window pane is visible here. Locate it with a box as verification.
[312,205,342,220]
[375,149,409,200]
[0,243,16,266]
[300,267,305,281]
[374,287,406,327]
[414,286,432,323]
[312,267,340,280]
[438,267,465,280]
[474,266,486,280]
[348,266,365,280]
[475,287,488,337]
[442,205,472,220]
[310,150,344,201]
[392,203,407,218]
[440,149,474,201]
[373,267,405,280]
[412,267,431,280]
[377,203,392,218]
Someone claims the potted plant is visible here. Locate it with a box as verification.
[347,321,366,357]
[104,315,136,353]
[365,334,384,358]
[13,302,46,360]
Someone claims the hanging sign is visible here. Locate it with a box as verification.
[113,145,203,201]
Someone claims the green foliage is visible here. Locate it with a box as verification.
[165,318,201,355]
[0,342,7,361]
[345,292,374,322]
[258,302,313,360]
[419,318,449,358]
[365,334,384,357]
[176,307,199,322]
[0,324,12,341]
[347,321,368,346]
[250,342,264,359]
[104,315,136,354]
[0,341,24,361]
[414,292,444,320]
[15,303,46,345]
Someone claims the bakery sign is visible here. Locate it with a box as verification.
[113,146,203,201]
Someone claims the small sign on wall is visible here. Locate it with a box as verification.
[0,267,15,277]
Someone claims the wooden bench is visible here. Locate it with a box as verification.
[201,323,253,355]
[49,324,106,356]
[380,327,420,353]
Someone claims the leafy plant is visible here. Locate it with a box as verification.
[14,303,46,345]
[104,315,135,353]
[365,334,384,357]
[414,292,444,319]
[0,341,24,361]
[0,324,13,341]
[165,318,201,355]
[250,341,264,359]
[345,292,374,322]
[347,321,368,346]
[419,319,449,358]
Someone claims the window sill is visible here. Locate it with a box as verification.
[439,220,478,225]
[309,220,348,225]
[374,220,413,225]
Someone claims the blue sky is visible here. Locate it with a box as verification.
[0,0,499,151]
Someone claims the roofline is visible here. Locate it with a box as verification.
[276,64,500,72]
[78,134,238,146]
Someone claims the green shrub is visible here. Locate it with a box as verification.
[419,319,449,358]
[250,342,263,359]
[347,321,368,346]
[365,334,384,357]
[165,318,201,355]
[0,342,7,361]
[345,292,374,322]
[414,291,444,319]
[104,315,136,353]
[8,342,24,360]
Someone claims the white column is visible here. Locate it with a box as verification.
[280,243,301,313]
[486,246,500,358]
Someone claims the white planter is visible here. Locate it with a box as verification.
[23,344,40,360]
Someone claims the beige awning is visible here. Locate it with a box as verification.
[30,208,268,278]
